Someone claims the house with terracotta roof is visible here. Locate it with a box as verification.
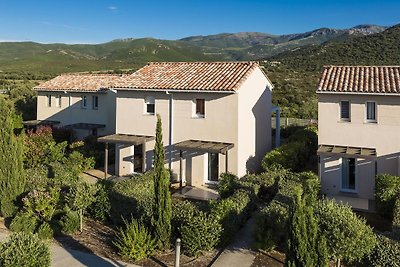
[317,65,400,210]
[33,62,273,186]
[32,73,123,138]
[102,61,274,185]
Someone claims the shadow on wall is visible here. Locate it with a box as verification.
[249,87,272,174]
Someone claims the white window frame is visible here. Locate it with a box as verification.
[145,96,155,115]
[81,96,87,109]
[365,101,377,123]
[55,95,62,108]
[339,100,350,122]
[193,98,206,118]
[92,95,99,110]
[46,95,52,107]
[340,157,358,193]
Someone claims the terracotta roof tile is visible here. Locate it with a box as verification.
[317,66,400,94]
[34,73,125,92]
[112,61,267,91]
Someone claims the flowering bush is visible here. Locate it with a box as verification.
[22,187,60,221]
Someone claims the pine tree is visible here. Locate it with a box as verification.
[152,114,172,249]
[286,190,328,267]
[0,98,25,217]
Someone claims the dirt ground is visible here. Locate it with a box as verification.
[251,250,285,267]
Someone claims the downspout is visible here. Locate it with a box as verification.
[166,91,173,170]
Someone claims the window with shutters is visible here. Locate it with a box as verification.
[195,98,205,118]
[366,101,376,122]
[340,100,350,121]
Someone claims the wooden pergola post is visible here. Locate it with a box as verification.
[179,150,183,194]
[225,150,229,173]
[104,143,108,179]
[142,141,146,173]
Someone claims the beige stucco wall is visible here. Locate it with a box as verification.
[318,93,400,199]
[115,68,272,184]
[36,91,116,138]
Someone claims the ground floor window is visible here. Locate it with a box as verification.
[341,157,356,191]
[134,144,143,173]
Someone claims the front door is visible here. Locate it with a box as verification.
[134,144,143,173]
[207,153,219,183]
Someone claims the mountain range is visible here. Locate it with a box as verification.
[0,24,388,75]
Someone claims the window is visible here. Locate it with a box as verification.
[56,95,62,107]
[81,96,87,109]
[340,100,350,121]
[366,101,376,122]
[341,158,356,191]
[195,98,205,117]
[46,95,51,107]
[145,97,155,115]
[92,96,99,110]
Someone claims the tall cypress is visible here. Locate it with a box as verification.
[286,190,328,267]
[152,114,172,249]
[0,98,25,217]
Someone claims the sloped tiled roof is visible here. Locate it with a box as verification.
[34,73,125,92]
[317,66,400,94]
[112,61,268,91]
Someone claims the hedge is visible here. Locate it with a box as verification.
[362,234,400,267]
[261,142,308,172]
[109,172,155,225]
[393,196,400,237]
[375,174,400,218]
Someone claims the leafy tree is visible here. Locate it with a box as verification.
[286,190,328,267]
[151,114,172,249]
[0,98,25,217]
[315,199,377,266]
[66,182,96,232]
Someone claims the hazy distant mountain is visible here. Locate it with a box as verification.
[0,24,388,74]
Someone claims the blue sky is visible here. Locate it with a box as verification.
[0,0,398,44]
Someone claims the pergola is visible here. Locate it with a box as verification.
[174,139,234,192]
[63,123,106,131]
[22,120,60,129]
[97,134,155,178]
[317,144,377,159]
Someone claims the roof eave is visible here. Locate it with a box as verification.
[316,90,400,96]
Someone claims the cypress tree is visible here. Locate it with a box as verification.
[286,190,328,267]
[152,114,172,249]
[0,98,25,217]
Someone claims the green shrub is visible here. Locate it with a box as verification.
[171,200,201,239]
[315,199,377,263]
[110,172,155,225]
[393,196,400,237]
[59,209,80,234]
[21,187,60,221]
[210,189,253,244]
[0,232,51,267]
[298,171,320,201]
[181,211,222,257]
[375,174,400,218]
[362,234,400,267]
[261,142,307,172]
[36,221,54,240]
[113,218,156,261]
[217,173,239,199]
[254,201,289,250]
[10,212,38,234]
[49,162,81,187]
[25,165,49,191]
[89,182,111,222]
[288,125,318,159]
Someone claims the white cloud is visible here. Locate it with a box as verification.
[108,6,118,12]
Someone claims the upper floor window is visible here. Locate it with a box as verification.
[46,95,51,107]
[145,97,155,115]
[81,96,87,109]
[340,100,350,121]
[92,96,99,110]
[56,95,62,107]
[366,101,376,122]
[195,98,205,118]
